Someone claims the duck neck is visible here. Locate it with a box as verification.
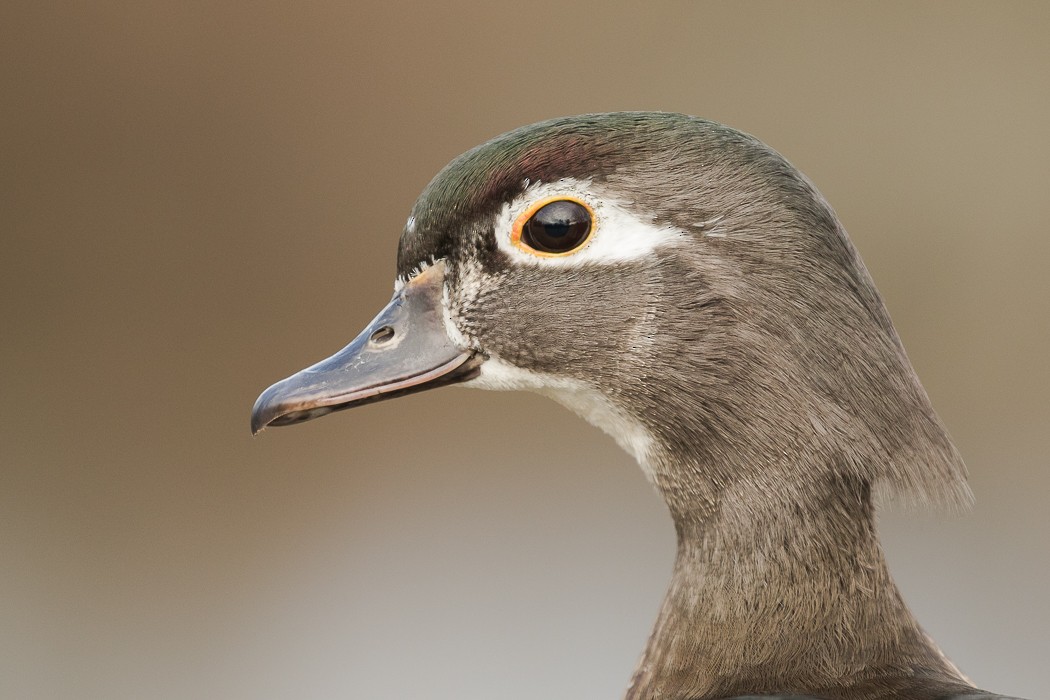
[625,459,966,700]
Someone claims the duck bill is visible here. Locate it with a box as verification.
[250,261,479,434]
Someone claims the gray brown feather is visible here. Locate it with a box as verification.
[397,113,1011,699]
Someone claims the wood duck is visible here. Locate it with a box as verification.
[251,113,1027,700]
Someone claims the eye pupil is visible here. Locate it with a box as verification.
[521,200,592,254]
[544,222,572,239]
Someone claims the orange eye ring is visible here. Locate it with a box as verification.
[510,195,597,257]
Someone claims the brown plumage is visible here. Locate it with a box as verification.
[252,113,1027,700]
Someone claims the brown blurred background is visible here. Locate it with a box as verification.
[2,2,1048,698]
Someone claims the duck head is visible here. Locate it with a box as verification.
[252,112,967,516]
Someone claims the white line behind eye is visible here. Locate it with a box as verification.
[493,178,686,267]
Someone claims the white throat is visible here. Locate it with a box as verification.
[463,357,654,471]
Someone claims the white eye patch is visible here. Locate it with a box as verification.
[493,177,686,267]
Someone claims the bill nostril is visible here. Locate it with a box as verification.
[370,326,395,345]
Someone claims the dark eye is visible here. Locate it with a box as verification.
[519,199,593,254]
